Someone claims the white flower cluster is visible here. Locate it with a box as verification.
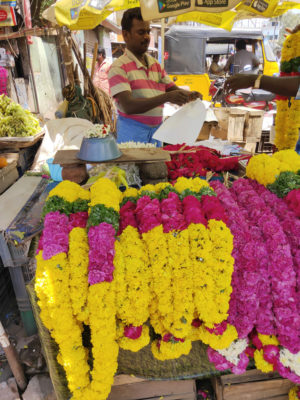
[85,124,110,138]
[118,141,157,148]
[217,339,248,366]
[280,348,300,376]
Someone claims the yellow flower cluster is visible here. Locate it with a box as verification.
[174,176,211,193]
[143,225,172,337]
[114,226,151,351]
[90,177,121,211]
[289,386,300,400]
[87,283,118,400]
[117,322,150,352]
[35,252,90,396]
[190,220,234,328]
[165,229,194,339]
[47,180,90,202]
[192,323,238,350]
[258,333,279,346]
[68,227,89,324]
[151,339,192,361]
[275,30,300,150]
[254,349,274,373]
[122,187,138,200]
[246,153,292,186]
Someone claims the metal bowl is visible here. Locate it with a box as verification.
[77,135,122,162]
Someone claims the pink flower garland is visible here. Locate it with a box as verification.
[211,181,261,338]
[119,201,137,234]
[88,222,116,285]
[285,189,300,217]
[135,196,162,234]
[200,195,228,223]
[182,195,207,226]
[248,180,300,348]
[232,179,300,354]
[161,192,186,232]
[42,211,69,260]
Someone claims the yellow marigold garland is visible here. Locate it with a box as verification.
[275,30,300,150]
[117,322,150,351]
[174,176,211,193]
[246,153,291,186]
[35,252,90,396]
[68,227,89,324]
[47,180,90,202]
[114,226,151,351]
[188,220,234,329]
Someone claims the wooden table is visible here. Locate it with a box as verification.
[53,148,171,184]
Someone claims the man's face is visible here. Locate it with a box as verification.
[123,19,151,56]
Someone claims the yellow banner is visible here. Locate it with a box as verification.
[175,10,237,30]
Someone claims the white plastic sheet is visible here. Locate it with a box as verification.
[153,99,206,145]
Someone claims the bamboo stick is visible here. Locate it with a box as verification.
[91,43,98,81]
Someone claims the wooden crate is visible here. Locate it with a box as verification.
[108,375,196,400]
[211,369,293,400]
[244,109,264,143]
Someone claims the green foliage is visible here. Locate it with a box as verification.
[267,171,300,198]
[120,196,138,207]
[88,204,119,233]
[72,199,90,213]
[42,196,73,217]
[179,187,216,201]
[0,95,40,137]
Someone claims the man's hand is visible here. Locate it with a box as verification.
[166,89,191,106]
[189,91,203,101]
[224,74,257,93]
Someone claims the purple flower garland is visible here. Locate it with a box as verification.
[211,181,261,338]
[42,211,69,260]
[231,179,300,354]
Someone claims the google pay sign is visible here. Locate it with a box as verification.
[153,99,206,145]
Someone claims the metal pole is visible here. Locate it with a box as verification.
[0,321,27,391]
[161,18,165,70]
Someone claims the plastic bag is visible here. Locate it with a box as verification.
[153,99,206,145]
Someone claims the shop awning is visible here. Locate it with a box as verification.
[43,0,300,31]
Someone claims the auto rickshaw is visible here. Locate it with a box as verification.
[164,26,279,100]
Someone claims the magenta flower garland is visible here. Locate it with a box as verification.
[42,211,69,260]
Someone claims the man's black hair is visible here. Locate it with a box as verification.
[97,46,106,58]
[236,40,246,51]
[121,7,143,32]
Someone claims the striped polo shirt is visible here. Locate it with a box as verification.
[108,49,175,127]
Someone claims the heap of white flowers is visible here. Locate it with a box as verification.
[85,124,110,138]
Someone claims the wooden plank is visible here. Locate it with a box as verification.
[220,369,280,385]
[108,379,195,400]
[223,378,293,400]
[144,395,195,400]
[0,130,44,150]
[53,148,171,166]
[211,377,223,400]
[113,375,146,386]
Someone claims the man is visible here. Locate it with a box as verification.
[108,7,201,144]
[224,40,260,75]
[209,55,225,76]
[93,46,110,95]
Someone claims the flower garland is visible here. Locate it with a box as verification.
[35,181,91,398]
[275,30,300,150]
[211,181,262,338]
[114,225,151,351]
[232,179,300,353]
[85,178,121,399]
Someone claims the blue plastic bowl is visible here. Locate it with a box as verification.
[47,158,62,181]
[77,136,122,162]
